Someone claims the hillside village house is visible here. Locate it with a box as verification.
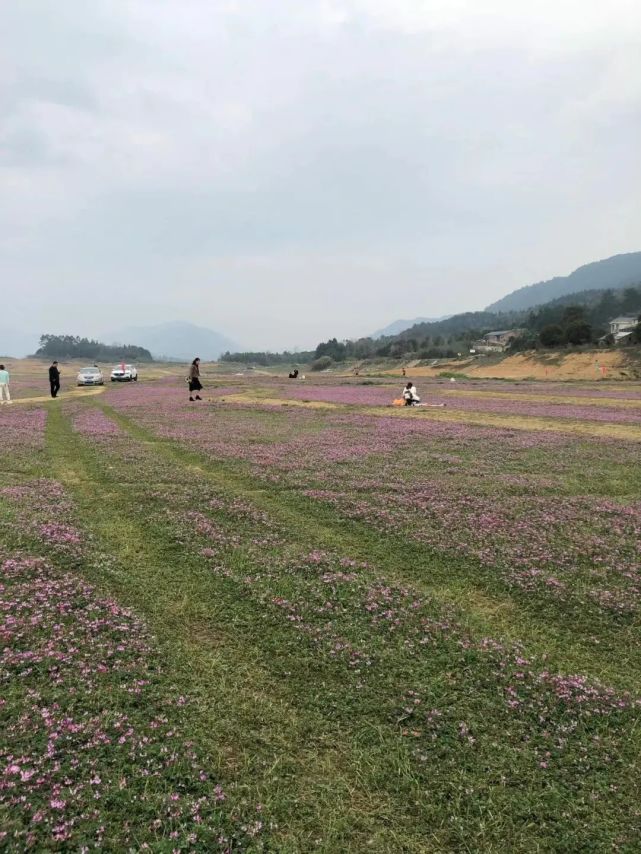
[474,329,522,353]
[608,316,639,343]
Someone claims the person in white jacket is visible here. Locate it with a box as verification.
[0,364,11,404]
[402,382,420,406]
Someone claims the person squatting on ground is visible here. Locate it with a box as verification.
[49,361,61,398]
[188,357,203,401]
[403,381,421,406]
[0,364,11,404]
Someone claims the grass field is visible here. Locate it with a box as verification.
[1,366,641,851]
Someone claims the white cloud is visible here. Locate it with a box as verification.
[1,0,640,348]
[339,0,641,46]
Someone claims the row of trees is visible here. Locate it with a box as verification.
[35,334,152,362]
[526,287,640,338]
[220,350,313,366]
[314,336,462,363]
[511,290,641,350]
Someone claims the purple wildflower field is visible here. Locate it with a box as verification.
[102,381,641,620]
[0,476,263,848]
[271,380,641,423]
[2,374,641,850]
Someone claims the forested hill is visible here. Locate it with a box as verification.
[393,285,641,348]
[393,311,521,342]
[304,284,641,365]
[486,252,641,313]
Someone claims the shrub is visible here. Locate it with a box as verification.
[510,332,539,352]
[539,325,566,347]
[311,356,334,371]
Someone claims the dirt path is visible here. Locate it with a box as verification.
[5,386,106,405]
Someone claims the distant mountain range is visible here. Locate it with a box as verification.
[104,322,237,361]
[372,316,450,338]
[3,253,640,361]
[369,253,641,344]
[486,252,641,313]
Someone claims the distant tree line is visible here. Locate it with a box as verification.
[223,284,641,369]
[220,350,314,366]
[35,334,153,362]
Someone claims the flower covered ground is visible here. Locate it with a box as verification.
[1,371,641,851]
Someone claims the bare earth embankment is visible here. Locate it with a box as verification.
[396,349,641,381]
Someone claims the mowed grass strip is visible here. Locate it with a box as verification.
[46,403,641,850]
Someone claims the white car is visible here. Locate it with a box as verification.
[77,366,104,386]
[110,364,138,382]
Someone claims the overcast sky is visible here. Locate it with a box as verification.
[2,1,640,350]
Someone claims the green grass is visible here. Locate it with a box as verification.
[2,393,641,851]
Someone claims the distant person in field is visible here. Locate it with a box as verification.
[188,357,202,401]
[49,361,61,398]
[288,369,299,379]
[0,364,11,404]
[403,381,420,406]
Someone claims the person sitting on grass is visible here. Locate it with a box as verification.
[402,381,420,406]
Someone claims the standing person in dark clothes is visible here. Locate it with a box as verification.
[49,361,61,398]
[188,357,202,401]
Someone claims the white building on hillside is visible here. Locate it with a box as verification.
[609,316,639,342]
[473,329,523,353]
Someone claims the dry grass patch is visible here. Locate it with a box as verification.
[441,388,641,409]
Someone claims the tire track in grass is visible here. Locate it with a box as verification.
[46,404,453,853]
[92,398,641,693]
